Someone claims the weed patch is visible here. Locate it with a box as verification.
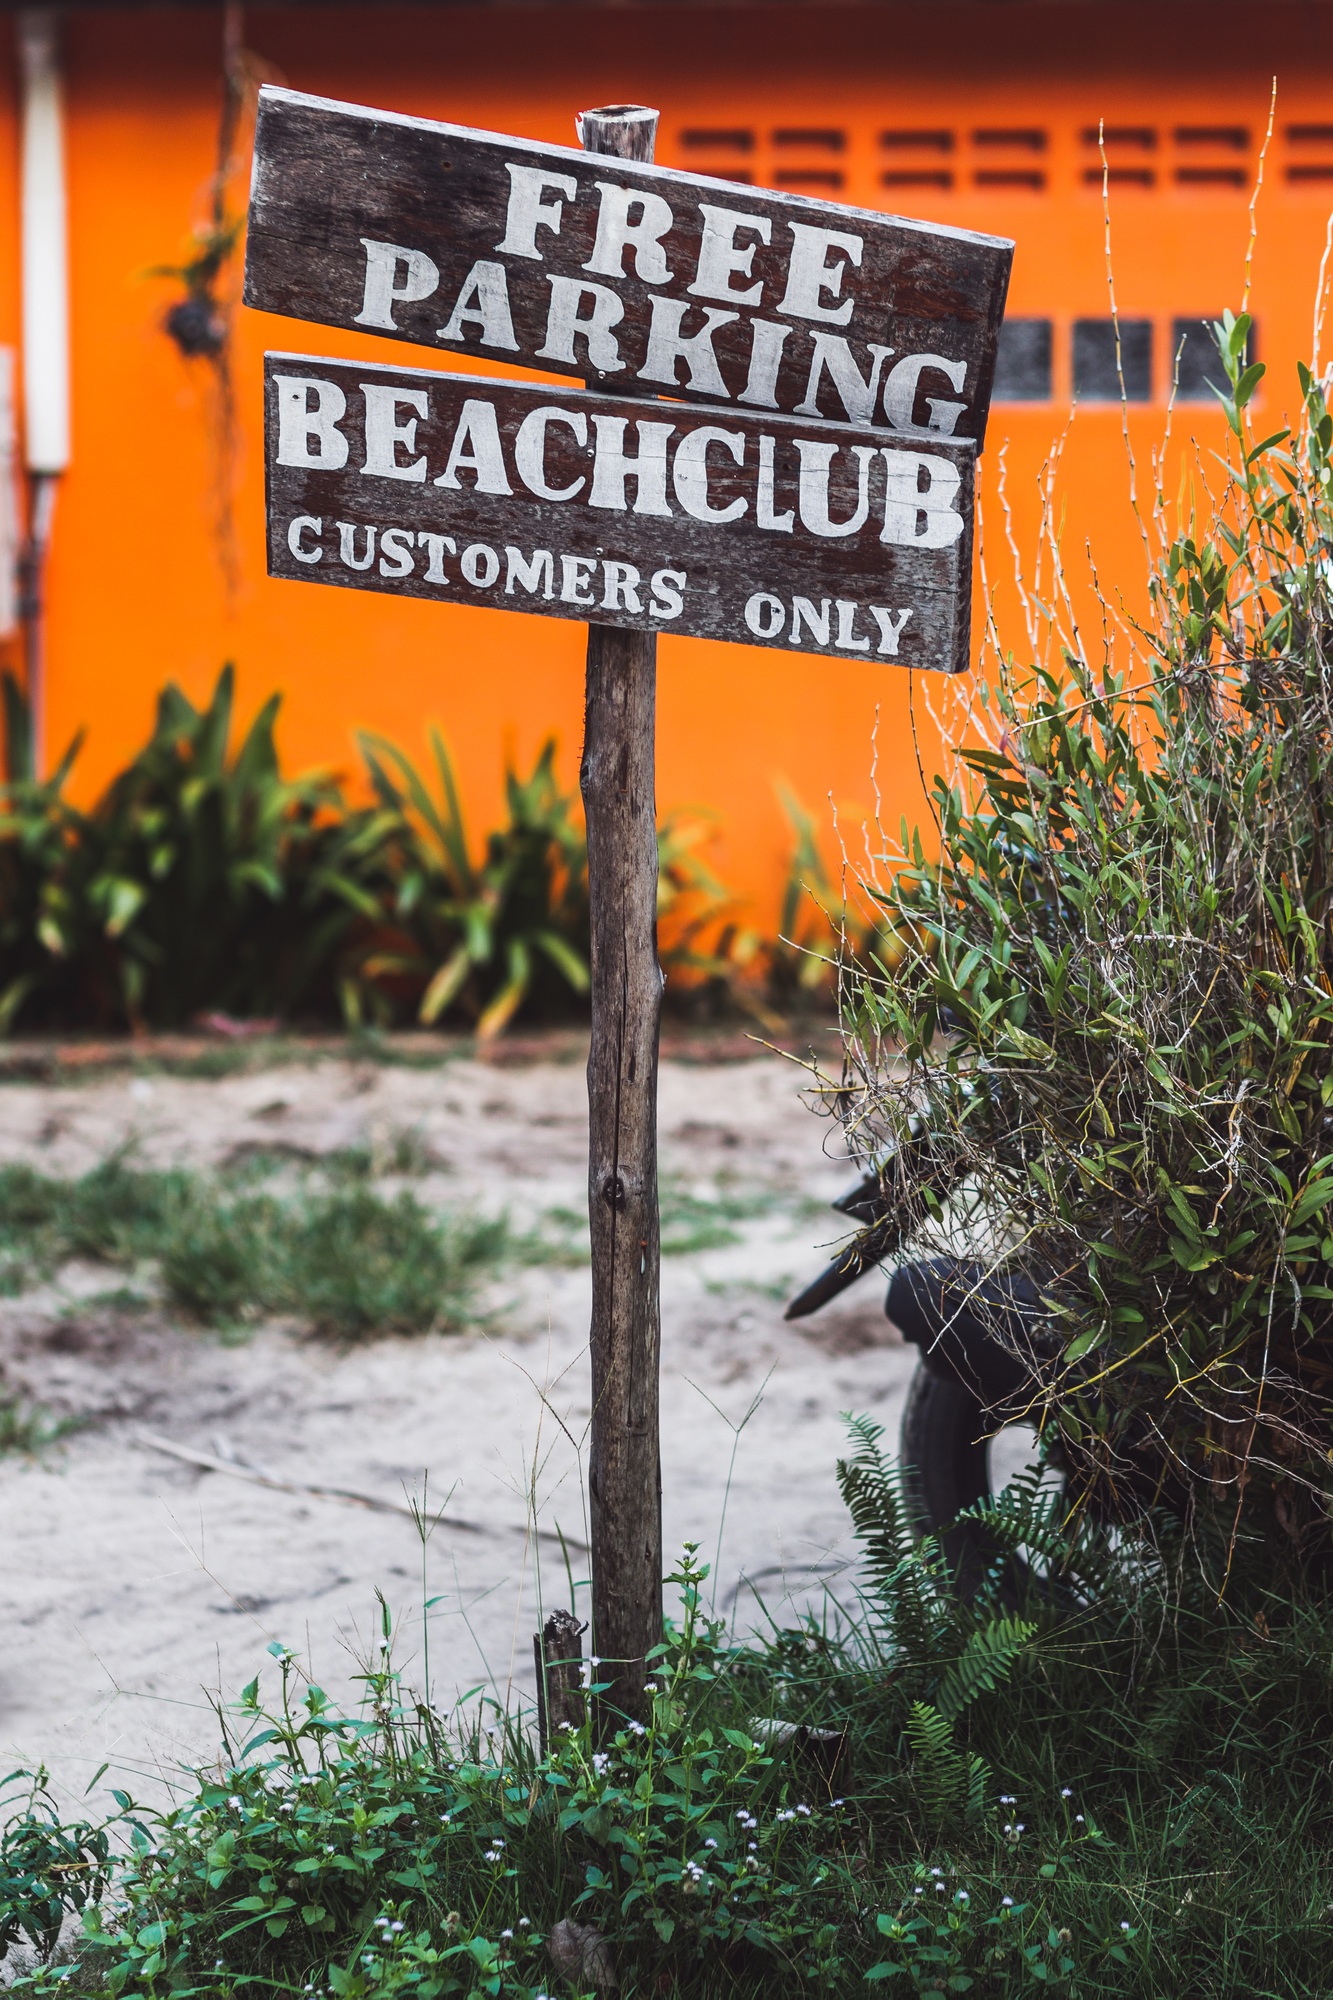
[7,1426,1333,1996]
[0,1159,506,1337]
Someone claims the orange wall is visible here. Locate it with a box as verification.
[7,2,1333,920]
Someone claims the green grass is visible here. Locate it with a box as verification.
[0,1157,506,1337]
[8,1427,1332,1998]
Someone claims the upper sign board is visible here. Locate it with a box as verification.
[245,88,1013,447]
[263,353,975,671]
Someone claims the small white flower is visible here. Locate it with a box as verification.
[795,1804,811,1816]
[228,1795,243,1809]
[705,1838,717,1849]
[913,1886,924,1897]
[999,1794,1016,1805]
[391,1921,404,1934]
[1120,1920,1131,1933]
[1075,1814,1085,1825]
[501,1928,513,1940]
[519,1917,530,1927]
[1060,1787,1073,1799]
[1002,1896,1014,1908]
[956,1890,969,1904]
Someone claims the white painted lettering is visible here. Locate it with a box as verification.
[791,596,832,647]
[460,543,500,588]
[756,436,794,532]
[835,600,871,652]
[537,277,626,373]
[514,407,588,501]
[779,222,863,325]
[584,181,675,284]
[378,527,416,578]
[738,319,792,408]
[505,546,555,598]
[589,416,675,516]
[435,399,513,495]
[287,515,322,564]
[795,335,895,425]
[744,592,785,638]
[869,606,914,654]
[436,259,519,351]
[689,204,771,305]
[796,440,875,537]
[601,560,643,613]
[882,353,968,434]
[417,532,456,583]
[360,383,429,482]
[560,554,598,605]
[495,164,579,259]
[881,451,964,547]
[649,568,686,619]
[354,240,439,330]
[672,424,746,523]
[275,376,348,469]
[337,523,375,570]
[639,298,736,398]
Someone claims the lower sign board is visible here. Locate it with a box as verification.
[264,352,975,670]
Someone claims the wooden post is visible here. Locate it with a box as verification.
[578,102,663,1726]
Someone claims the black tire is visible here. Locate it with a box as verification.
[899,1358,997,1590]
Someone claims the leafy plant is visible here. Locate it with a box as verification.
[357,731,590,1039]
[835,315,1333,1544]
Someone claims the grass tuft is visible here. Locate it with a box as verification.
[0,1157,505,1337]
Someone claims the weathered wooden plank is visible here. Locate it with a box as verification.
[245,87,1012,445]
[577,102,663,1734]
[263,352,975,672]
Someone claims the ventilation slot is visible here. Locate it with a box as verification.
[880,128,954,192]
[677,128,755,184]
[1171,126,1250,189]
[1081,127,1158,189]
[771,127,846,192]
[1285,124,1333,183]
[970,127,1047,191]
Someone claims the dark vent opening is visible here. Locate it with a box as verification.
[679,129,754,152]
[882,170,954,188]
[1288,125,1333,144]
[993,319,1053,401]
[1287,164,1333,182]
[1083,125,1157,149]
[1084,167,1155,186]
[1174,125,1249,149]
[773,128,846,151]
[1073,318,1153,401]
[975,170,1046,189]
[1175,167,1247,187]
[880,129,954,152]
[973,127,1047,151]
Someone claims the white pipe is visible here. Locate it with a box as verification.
[18,8,69,476]
[15,8,68,778]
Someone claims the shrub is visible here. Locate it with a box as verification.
[835,315,1333,1545]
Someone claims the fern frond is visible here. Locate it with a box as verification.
[934,1614,1036,1722]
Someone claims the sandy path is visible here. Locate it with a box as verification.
[0,1042,914,1820]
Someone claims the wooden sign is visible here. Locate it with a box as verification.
[245,88,1013,446]
[263,352,975,672]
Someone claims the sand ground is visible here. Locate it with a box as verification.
[0,1036,916,1823]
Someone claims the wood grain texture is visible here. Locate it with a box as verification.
[244,86,1012,445]
[580,104,662,1730]
[263,354,975,673]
